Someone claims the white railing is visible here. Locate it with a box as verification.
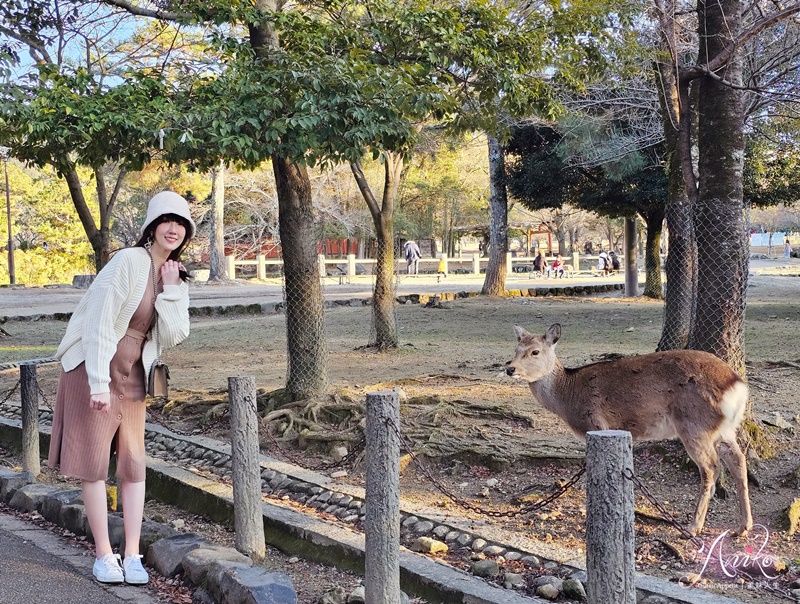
[223,252,626,280]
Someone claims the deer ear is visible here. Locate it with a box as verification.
[546,323,561,345]
[513,325,528,341]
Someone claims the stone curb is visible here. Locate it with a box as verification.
[0,467,299,604]
[0,414,745,604]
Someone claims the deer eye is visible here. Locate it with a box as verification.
[527,349,539,357]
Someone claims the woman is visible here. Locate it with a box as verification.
[551,254,565,278]
[48,191,195,584]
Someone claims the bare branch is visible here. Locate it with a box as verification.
[98,0,189,22]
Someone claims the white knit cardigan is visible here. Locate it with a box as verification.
[56,247,190,394]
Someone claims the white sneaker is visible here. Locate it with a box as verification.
[93,553,124,583]
[122,554,150,585]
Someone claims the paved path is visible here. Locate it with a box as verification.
[0,510,159,604]
[0,272,626,318]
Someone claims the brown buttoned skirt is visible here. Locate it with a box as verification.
[48,277,157,482]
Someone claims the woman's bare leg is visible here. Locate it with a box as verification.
[82,480,112,558]
[120,479,146,557]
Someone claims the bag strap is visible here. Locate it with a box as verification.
[146,248,162,362]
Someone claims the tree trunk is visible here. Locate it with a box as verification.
[624,217,639,297]
[62,164,123,272]
[481,134,508,296]
[249,0,327,398]
[351,155,402,349]
[654,52,695,351]
[688,0,748,376]
[273,156,328,399]
[641,208,665,300]
[209,161,228,280]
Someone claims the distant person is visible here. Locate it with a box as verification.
[551,254,565,278]
[785,239,792,259]
[597,251,611,274]
[584,241,593,254]
[533,251,548,276]
[48,191,195,585]
[610,251,621,272]
[437,255,447,281]
[404,239,421,275]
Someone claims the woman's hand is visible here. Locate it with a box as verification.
[89,392,111,413]
[161,259,183,286]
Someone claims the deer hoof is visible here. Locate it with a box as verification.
[688,523,703,537]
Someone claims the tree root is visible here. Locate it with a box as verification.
[259,392,366,447]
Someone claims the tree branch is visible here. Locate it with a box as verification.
[350,160,381,222]
[682,3,800,80]
[0,24,53,63]
[98,0,190,22]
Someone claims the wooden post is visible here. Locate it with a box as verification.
[365,391,401,604]
[318,254,327,277]
[505,251,513,274]
[586,430,635,604]
[226,255,236,280]
[472,252,481,275]
[228,376,266,561]
[572,251,580,274]
[20,363,41,476]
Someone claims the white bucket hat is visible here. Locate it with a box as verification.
[140,191,196,239]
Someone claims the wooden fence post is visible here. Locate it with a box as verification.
[365,391,401,604]
[472,252,481,275]
[586,430,635,604]
[228,376,266,561]
[226,255,236,280]
[20,362,41,477]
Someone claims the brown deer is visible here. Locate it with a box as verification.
[507,323,753,537]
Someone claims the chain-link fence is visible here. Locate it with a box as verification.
[659,200,750,376]
[281,256,328,400]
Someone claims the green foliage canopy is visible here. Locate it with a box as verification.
[156,0,634,170]
[0,66,169,174]
[505,122,667,218]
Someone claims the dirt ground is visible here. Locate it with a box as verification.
[2,271,800,603]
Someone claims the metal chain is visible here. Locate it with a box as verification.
[263,426,366,472]
[761,584,800,603]
[0,380,20,406]
[386,416,585,518]
[145,404,230,438]
[623,468,704,547]
[37,384,51,409]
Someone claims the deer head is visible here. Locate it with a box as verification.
[506,323,561,383]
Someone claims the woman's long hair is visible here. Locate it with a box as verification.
[134,213,193,282]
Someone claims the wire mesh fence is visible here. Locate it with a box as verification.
[281,257,328,399]
[659,200,750,375]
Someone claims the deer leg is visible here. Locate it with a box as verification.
[718,438,753,537]
[681,440,718,536]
